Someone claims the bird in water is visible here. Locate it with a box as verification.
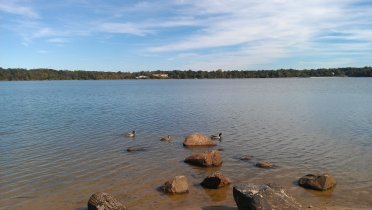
[127,130,136,137]
[160,135,171,141]
[211,133,222,140]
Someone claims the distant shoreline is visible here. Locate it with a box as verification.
[1,67,371,81]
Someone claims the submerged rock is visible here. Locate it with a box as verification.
[184,150,222,167]
[162,175,189,194]
[183,133,216,147]
[126,147,147,152]
[88,192,126,210]
[201,171,231,189]
[233,183,301,210]
[255,161,274,168]
[239,155,253,161]
[298,173,336,191]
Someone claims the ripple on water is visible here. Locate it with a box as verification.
[1,79,372,209]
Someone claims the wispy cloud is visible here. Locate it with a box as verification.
[1,0,371,70]
[47,38,70,44]
[145,0,372,69]
[97,22,151,36]
[0,1,39,18]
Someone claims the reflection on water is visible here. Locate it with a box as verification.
[1,78,372,209]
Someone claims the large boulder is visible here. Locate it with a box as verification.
[298,173,336,191]
[88,192,126,210]
[201,171,231,189]
[183,133,216,147]
[184,150,222,167]
[233,183,301,210]
[162,175,189,194]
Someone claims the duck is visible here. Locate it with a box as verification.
[160,135,171,141]
[127,130,136,137]
[210,132,222,140]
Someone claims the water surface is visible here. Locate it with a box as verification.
[1,78,372,209]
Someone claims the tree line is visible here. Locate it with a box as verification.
[0,67,371,81]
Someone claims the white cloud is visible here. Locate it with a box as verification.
[97,22,151,36]
[2,0,371,70]
[0,1,39,18]
[144,0,372,69]
[47,38,69,44]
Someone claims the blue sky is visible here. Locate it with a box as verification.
[1,0,372,71]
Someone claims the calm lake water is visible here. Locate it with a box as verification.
[1,78,372,210]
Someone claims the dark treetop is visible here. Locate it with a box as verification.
[0,67,371,80]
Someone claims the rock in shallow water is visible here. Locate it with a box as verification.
[298,173,336,191]
[239,155,253,161]
[255,161,274,168]
[88,192,126,210]
[201,171,231,189]
[126,147,147,152]
[184,150,222,167]
[183,133,216,147]
[233,183,302,210]
[162,175,189,194]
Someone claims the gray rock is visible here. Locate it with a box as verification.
[88,192,126,210]
[184,150,222,167]
[298,173,336,191]
[233,183,301,210]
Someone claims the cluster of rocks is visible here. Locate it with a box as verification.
[238,153,275,169]
[160,133,230,195]
[87,132,337,210]
[233,173,337,210]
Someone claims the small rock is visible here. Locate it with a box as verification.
[162,175,189,194]
[183,133,216,147]
[217,148,224,151]
[184,150,222,167]
[201,171,231,189]
[88,192,126,210]
[255,161,274,168]
[126,147,146,152]
[298,173,336,191]
[239,155,253,161]
[233,183,302,210]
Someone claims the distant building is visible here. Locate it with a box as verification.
[152,73,168,79]
[135,75,148,79]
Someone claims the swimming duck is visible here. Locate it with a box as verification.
[127,130,136,137]
[210,133,222,140]
[160,135,171,141]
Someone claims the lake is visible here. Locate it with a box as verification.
[1,78,372,209]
